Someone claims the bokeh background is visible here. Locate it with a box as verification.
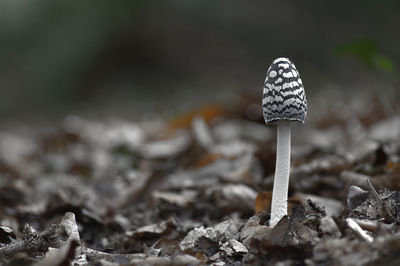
[0,0,399,124]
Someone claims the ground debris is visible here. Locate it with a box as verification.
[180,218,243,251]
[347,185,370,210]
[126,217,177,238]
[1,93,400,264]
[207,183,258,215]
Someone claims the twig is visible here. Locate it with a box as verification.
[0,241,25,258]
[366,178,396,223]
[351,218,393,233]
[0,224,60,259]
[307,199,326,216]
[346,218,373,243]
[81,246,145,262]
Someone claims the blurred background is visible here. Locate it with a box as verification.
[0,0,399,125]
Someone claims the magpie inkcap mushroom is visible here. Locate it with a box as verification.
[263,57,307,124]
[262,57,307,227]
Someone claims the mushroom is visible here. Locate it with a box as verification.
[262,57,307,227]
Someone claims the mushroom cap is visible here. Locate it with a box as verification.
[262,57,307,124]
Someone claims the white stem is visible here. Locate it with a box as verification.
[270,121,291,227]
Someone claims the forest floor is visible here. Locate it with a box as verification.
[1,90,400,265]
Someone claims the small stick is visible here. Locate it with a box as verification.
[353,219,378,232]
[350,218,393,233]
[366,178,396,223]
[82,246,145,262]
[0,224,60,258]
[307,199,326,216]
[346,218,373,243]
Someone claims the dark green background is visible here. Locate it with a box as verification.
[0,0,399,123]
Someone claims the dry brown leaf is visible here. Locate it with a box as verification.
[165,105,226,135]
[194,152,223,168]
[255,191,301,215]
[255,191,272,214]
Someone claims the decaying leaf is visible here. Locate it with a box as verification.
[180,218,243,251]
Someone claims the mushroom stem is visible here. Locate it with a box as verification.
[270,120,291,227]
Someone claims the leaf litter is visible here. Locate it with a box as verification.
[0,91,400,265]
